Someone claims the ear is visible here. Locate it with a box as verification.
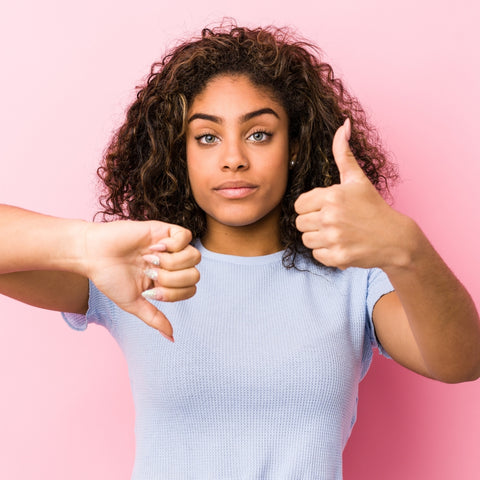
[289,142,299,170]
[289,141,299,157]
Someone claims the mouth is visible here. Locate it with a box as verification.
[213,181,258,199]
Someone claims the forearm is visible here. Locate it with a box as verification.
[0,271,89,313]
[384,218,480,382]
[0,204,87,275]
[0,205,90,312]
[0,205,200,335]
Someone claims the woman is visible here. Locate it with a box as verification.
[1,24,479,479]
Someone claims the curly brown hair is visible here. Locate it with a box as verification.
[97,23,397,266]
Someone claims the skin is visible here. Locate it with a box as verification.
[0,73,479,381]
[0,208,200,342]
[186,74,292,256]
[295,119,480,382]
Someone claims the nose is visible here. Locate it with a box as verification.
[222,139,249,171]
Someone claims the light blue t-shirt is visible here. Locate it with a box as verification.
[63,242,394,479]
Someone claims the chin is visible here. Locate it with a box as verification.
[204,203,282,230]
[217,217,263,228]
[210,212,278,230]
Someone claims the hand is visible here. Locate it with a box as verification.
[82,220,200,341]
[295,118,414,270]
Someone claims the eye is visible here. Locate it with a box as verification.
[248,130,272,142]
[195,134,219,145]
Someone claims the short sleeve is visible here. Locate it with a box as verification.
[365,268,394,357]
[62,280,114,332]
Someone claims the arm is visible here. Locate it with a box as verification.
[373,223,480,383]
[0,271,89,313]
[0,205,90,312]
[0,204,201,340]
[295,120,480,383]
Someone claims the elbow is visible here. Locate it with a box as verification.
[438,373,480,385]
[458,365,480,383]
[433,360,480,384]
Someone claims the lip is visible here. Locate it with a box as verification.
[213,181,258,199]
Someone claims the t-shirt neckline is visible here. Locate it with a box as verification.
[194,239,285,266]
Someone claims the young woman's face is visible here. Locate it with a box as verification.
[186,74,290,233]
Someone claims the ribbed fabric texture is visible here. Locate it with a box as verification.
[63,242,393,479]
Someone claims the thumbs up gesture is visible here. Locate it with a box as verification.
[295,119,410,270]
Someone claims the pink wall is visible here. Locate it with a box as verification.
[1,1,479,478]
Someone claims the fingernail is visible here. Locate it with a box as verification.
[344,118,351,141]
[143,254,160,266]
[142,288,163,301]
[149,243,167,252]
[159,331,175,343]
[144,268,158,281]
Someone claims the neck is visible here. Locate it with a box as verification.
[202,211,283,257]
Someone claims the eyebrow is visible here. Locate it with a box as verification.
[187,107,280,124]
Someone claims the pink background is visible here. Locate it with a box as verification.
[1,1,479,478]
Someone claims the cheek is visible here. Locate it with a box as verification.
[186,165,200,197]
[272,151,290,191]
[186,147,200,184]
[186,160,208,206]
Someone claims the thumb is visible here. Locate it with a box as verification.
[332,118,365,184]
[133,296,175,342]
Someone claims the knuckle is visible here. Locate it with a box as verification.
[313,251,333,267]
[164,286,197,302]
[182,227,192,246]
[324,185,343,204]
[158,254,173,270]
[164,292,177,303]
[295,215,304,231]
[294,195,305,213]
[326,227,342,245]
[188,246,202,265]
[321,208,336,226]
[191,267,201,284]
[171,226,192,247]
[155,269,169,285]
[301,231,316,249]
[332,247,351,268]
[311,211,323,228]
[149,313,166,331]
[159,288,175,302]
[185,285,197,299]
[182,228,193,243]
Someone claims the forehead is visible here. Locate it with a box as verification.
[188,74,286,116]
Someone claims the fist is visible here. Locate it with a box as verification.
[84,221,201,342]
